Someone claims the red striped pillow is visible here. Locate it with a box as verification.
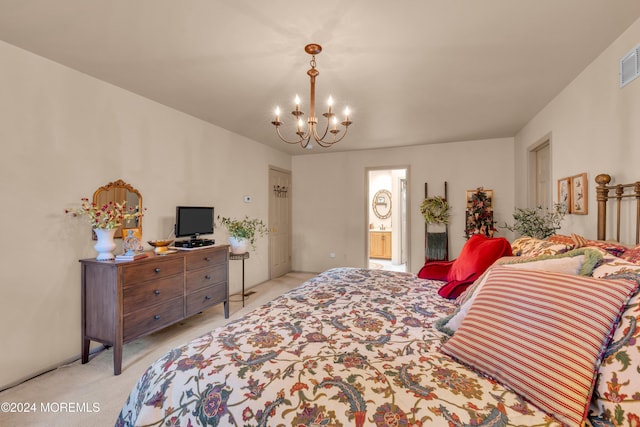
[440,267,638,427]
[571,233,589,248]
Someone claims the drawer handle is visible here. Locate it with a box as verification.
[154,290,161,296]
[204,257,211,262]
[154,268,161,273]
[154,315,161,320]
[205,275,211,280]
[205,295,212,300]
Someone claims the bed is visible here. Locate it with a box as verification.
[116,174,640,427]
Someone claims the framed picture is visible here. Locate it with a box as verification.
[121,227,142,239]
[557,177,572,213]
[466,189,493,208]
[570,173,588,215]
[122,227,144,253]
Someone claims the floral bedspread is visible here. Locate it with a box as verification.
[116,268,557,426]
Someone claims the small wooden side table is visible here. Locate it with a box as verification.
[229,252,249,306]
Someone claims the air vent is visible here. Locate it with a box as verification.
[620,44,640,88]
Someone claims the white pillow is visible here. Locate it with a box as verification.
[444,273,489,331]
[502,254,584,275]
[443,255,585,333]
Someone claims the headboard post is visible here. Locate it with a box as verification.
[635,182,640,244]
[595,174,612,241]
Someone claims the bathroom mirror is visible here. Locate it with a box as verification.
[372,189,392,219]
[93,179,143,239]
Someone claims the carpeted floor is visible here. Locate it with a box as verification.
[0,272,315,427]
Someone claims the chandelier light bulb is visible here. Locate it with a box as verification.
[294,95,301,106]
[328,96,333,106]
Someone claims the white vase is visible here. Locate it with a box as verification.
[94,228,117,260]
[229,236,249,254]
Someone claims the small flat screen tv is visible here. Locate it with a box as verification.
[175,206,214,238]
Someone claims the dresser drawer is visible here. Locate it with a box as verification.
[186,248,227,271]
[186,264,227,293]
[123,297,184,342]
[186,282,227,316]
[122,257,184,284]
[123,274,184,314]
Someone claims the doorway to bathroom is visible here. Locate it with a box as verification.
[366,167,409,272]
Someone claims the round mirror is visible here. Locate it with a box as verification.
[93,179,142,239]
[372,190,392,219]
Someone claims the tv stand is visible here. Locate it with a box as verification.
[174,238,215,248]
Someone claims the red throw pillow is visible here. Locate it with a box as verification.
[417,260,454,281]
[438,234,512,299]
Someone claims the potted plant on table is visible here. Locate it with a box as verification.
[218,215,268,254]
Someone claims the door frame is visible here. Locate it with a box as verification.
[364,165,411,271]
[527,133,551,209]
[268,166,292,279]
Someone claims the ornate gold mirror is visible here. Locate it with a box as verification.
[372,189,392,219]
[93,179,143,239]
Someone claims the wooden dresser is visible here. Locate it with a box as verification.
[80,245,229,375]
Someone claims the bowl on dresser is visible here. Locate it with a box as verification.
[147,239,174,254]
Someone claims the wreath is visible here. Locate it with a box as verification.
[420,196,450,224]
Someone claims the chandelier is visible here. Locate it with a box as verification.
[271,43,352,149]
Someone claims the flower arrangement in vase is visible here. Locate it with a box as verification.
[218,215,268,254]
[65,198,143,229]
[66,198,144,260]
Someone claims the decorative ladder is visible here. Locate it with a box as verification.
[424,182,449,261]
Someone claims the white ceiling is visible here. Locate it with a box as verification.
[1,1,640,155]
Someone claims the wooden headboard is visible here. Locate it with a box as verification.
[595,173,640,244]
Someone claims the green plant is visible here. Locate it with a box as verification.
[420,196,450,224]
[218,215,268,248]
[502,204,566,239]
[65,198,143,229]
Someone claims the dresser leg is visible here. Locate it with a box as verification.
[223,300,229,319]
[81,338,90,364]
[114,343,122,375]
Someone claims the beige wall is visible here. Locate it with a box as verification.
[514,17,640,244]
[291,138,516,274]
[4,13,640,391]
[0,41,290,389]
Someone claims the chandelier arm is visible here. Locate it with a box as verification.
[316,124,350,147]
[274,126,305,145]
[315,115,333,142]
[310,120,325,143]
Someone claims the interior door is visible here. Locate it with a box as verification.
[400,178,407,264]
[530,140,551,209]
[269,167,292,279]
